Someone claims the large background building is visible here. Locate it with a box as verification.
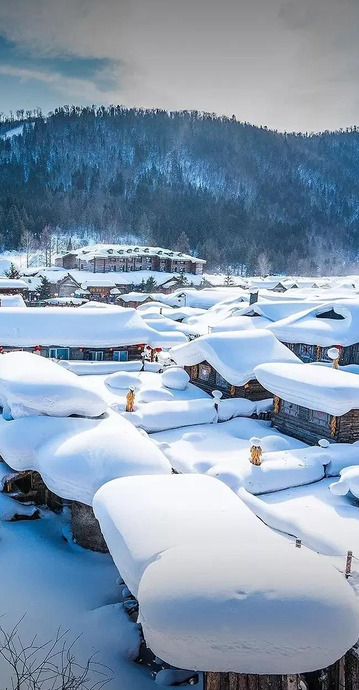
[55,244,205,275]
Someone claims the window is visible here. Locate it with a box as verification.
[49,348,70,360]
[215,372,230,389]
[198,364,211,381]
[298,344,316,362]
[113,350,128,362]
[316,308,344,320]
[308,409,330,427]
[89,351,104,361]
[282,400,299,417]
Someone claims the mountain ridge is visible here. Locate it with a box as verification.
[1,106,359,274]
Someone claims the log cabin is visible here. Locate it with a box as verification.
[269,301,359,365]
[170,330,301,401]
[0,305,184,361]
[254,361,359,445]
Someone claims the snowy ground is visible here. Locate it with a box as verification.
[151,417,305,473]
[0,510,157,690]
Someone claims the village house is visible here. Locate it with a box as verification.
[269,300,359,365]
[0,306,179,361]
[169,330,300,400]
[254,360,359,445]
[55,243,206,275]
[0,277,29,298]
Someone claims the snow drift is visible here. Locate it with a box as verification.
[0,352,106,418]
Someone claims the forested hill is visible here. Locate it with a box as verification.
[1,106,359,273]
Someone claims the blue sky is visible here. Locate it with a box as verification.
[0,33,121,115]
[0,0,358,131]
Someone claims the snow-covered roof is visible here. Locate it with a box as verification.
[94,474,266,597]
[269,300,359,347]
[159,287,248,310]
[239,300,324,322]
[138,541,358,674]
[254,362,359,415]
[118,292,151,302]
[94,473,359,674]
[212,314,271,332]
[56,242,206,264]
[0,277,28,290]
[0,306,175,348]
[170,330,300,386]
[0,412,171,505]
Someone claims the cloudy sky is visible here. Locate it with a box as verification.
[0,0,358,132]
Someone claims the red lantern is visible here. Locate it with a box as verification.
[34,345,41,351]
[146,345,152,351]
[155,347,162,353]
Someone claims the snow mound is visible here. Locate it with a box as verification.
[139,388,174,403]
[121,399,216,433]
[161,367,189,391]
[105,372,141,390]
[330,467,359,498]
[218,398,255,421]
[260,435,291,452]
[138,542,359,674]
[0,352,106,419]
[0,493,38,521]
[0,294,26,308]
[208,447,328,495]
[0,413,171,504]
[59,360,143,375]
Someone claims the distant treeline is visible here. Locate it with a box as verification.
[1,105,359,274]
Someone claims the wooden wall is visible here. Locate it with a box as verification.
[185,363,272,401]
[272,401,359,445]
[203,651,352,690]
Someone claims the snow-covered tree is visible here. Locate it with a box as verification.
[37,275,52,300]
[5,262,20,279]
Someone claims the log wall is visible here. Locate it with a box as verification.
[272,402,359,445]
[71,501,109,553]
[185,363,272,401]
[203,652,352,690]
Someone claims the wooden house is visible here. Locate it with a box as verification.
[170,330,301,401]
[0,277,29,298]
[270,301,359,365]
[0,305,170,362]
[254,361,359,445]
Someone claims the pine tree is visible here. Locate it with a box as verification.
[145,276,157,292]
[177,272,189,287]
[224,274,235,286]
[138,278,146,292]
[37,276,52,300]
[174,231,191,254]
[5,262,21,279]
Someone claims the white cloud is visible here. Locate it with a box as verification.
[0,0,358,131]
